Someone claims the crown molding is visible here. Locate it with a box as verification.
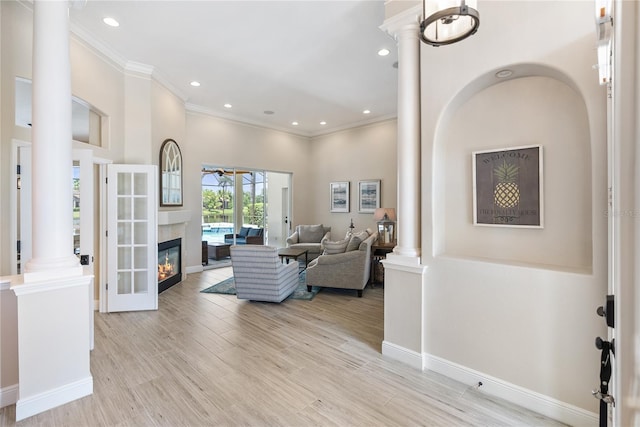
[186,103,397,139]
[185,103,313,138]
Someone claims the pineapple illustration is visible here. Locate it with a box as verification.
[493,160,520,208]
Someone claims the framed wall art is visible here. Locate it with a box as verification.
[160,138,183,206]
[329,181,349,213]
[472,145,543,227]
[358,180,380,213]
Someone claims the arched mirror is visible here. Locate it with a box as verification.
[160,138,183,206]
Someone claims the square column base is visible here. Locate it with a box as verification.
[382,257,427,369]
[11,274,93,421]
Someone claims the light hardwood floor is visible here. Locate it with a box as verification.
[1,267,566,426]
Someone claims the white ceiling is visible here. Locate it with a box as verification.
[68,1,399,137]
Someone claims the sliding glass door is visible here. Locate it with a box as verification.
[201,166,291,247]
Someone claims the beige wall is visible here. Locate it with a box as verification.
[0,1,34,275]
[309,119,397,239]
[440,76,592,271]
[420,0,607,412]
[183,112,314,268]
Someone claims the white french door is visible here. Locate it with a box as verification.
[106,164,158,312]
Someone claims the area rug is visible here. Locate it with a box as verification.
[200,271,320,301]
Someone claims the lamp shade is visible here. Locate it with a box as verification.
[373,208,396,222]
[421,0,480,46]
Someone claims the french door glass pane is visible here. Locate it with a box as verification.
[118,272,131,294]
[134,271,148,293]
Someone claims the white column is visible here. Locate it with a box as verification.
[25,0,81,280]
[394,21,422,259]
[379,6,428,369]
[11,1,93,420]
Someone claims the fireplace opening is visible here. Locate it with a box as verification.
[158,238,181,293]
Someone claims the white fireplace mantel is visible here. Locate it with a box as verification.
[158,210,192,226]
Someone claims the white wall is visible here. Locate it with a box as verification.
[421,1,607,414]
[0,280,18,406]
[309,119,397,238]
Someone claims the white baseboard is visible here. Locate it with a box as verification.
[186,265,203,274]
[424,353,598,427]
[382,340,423,370]
[15,376,93,421]
[0,384,18,408]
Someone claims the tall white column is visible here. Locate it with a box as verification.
[379,6,428,370]
[25,0,81,280]
[394,22,422,259]
[11,1,93,420]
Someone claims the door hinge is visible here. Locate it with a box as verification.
[106,230,108,237]
[105,177,108,184]
[106,283,108,290]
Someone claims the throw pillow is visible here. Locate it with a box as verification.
[299,224,325,243]
[322,238,349,255]
[247,228,261,236]
[346,235,362,252]
[351,230,369,242]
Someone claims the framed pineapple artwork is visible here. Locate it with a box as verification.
[472,145,543,227]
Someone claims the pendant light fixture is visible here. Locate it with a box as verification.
[420,0,480,46]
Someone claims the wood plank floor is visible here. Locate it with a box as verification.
[1,267,566,426]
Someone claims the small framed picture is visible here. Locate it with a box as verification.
[330,181,350,213]
[358,180,380,213]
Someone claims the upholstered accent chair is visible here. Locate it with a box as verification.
[230,245,298,302]
[305,231,378,297]
[286,224,331,260]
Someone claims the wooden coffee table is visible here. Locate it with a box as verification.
[277,247,309,270]
[207,243,231,260]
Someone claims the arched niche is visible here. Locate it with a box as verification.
[433,64,593,272]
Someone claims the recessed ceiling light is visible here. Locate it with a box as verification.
[292,121,299,126]
[363,110,371,115]
[378,48,390,56]
[495,69,513,78]
[320,121,327,126]
[223,103,232,109]
[103,17,119,27]
[190,81,200,87]
[264,110,275,115]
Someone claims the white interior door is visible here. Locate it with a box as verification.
[107,164,157,312]
[18,145,32,272]
[281,187,290,245]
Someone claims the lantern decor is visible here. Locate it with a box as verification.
[374,208,396,246]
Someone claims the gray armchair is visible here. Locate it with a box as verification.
[230,245,298,302]
[286,224,331,260]
[305,231,378,297]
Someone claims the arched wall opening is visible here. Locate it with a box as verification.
[433,64,593,273]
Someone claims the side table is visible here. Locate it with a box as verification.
[370,244,394,287]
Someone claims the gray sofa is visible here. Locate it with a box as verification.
[305,231,378,297]
[286,224,331,260]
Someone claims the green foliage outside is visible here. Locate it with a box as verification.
[202,188,265,226]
